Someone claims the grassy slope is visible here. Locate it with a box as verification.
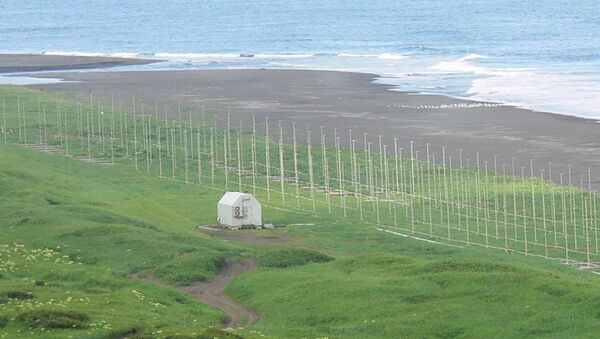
[1,86,600,338]
[0,142,251,338]
[231,223,600,338]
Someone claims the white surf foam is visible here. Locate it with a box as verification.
[337,52,407,60]
[429,54,491,74]
[43,51,140,58]
[377,52,407,60]
[253,53,314,59]
[154,52,315,62]
[429,54,600,119]
[153,52,241,61]
[338,53,380,58]
[468,69,600,119]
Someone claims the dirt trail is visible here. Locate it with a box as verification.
[183,258,259,328]
[133,258,259,328]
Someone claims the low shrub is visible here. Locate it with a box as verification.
[79,276,120,293]
[4,291,34,300]
[0,315,9,328]
[16,309,88,329]
[45,197,62,205]
[165,328,243,339]
[423,260,519,274]
[155,252,226,285]
[166,327,244,339]
[197,328,243,339]
[104,326,144,338]
[257,248,333,268]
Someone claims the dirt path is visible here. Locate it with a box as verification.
[183,258,259,328]
[133,258,259,328]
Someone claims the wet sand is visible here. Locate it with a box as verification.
[0,54,156,73]
[24,68,600,190]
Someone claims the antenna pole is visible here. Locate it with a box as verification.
[292,122,300,207]
[251,115,257,195]
[265,118,271,200]
[521,167,529,254]
[278,120,285,204]
[410,141,416,233]
[308,129,316,211]
[196,125,201,183]
[237,124,242,191]
[541,169,548,257]
[560,173,569,261]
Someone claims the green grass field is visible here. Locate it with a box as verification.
[1,85,600,338]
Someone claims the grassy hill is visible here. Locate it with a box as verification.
[1,86,600,338]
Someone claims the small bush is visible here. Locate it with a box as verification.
[257,248,333,268]
[0,315,9,328]
[16,309,88,329]
[104,326,144,338]
[403,294,434,304]
[14,217,31,226]
[5,291,34,300]
[197,328,243,339]
[88,212,157,230]
[155,252,226,285]
[536,283,568,297]
[165,328,243,338]
[45,197,61,205]
[63,225,132,237]
[42,270,84,282]
[424,260,519,274]
[35,280,46,286]
[79,276,120,293]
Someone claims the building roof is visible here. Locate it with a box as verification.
[218,192,246,206]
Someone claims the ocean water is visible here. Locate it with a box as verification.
[1,0,599,118]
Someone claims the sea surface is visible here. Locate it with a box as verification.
[1,0,599,118]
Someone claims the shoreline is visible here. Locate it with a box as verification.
[0,53,158,73]
[0,54,596,188]
[1,53,598,123]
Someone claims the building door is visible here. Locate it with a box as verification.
[242,200,252,224]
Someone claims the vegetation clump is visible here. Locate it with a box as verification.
[197,327,244,338]
[16,309,88,329]
[257,248,333,268]
[155,252,226,285]
[0,315,9,328]
[424,260,520,273]
[105,326,144,338]
[164,328,244,338]
[4,291,34,300]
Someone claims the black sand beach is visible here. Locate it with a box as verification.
[5,54,597,189]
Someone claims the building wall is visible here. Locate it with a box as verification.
[217,192,262,227]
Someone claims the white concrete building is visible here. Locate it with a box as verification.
[217,192,262,229]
